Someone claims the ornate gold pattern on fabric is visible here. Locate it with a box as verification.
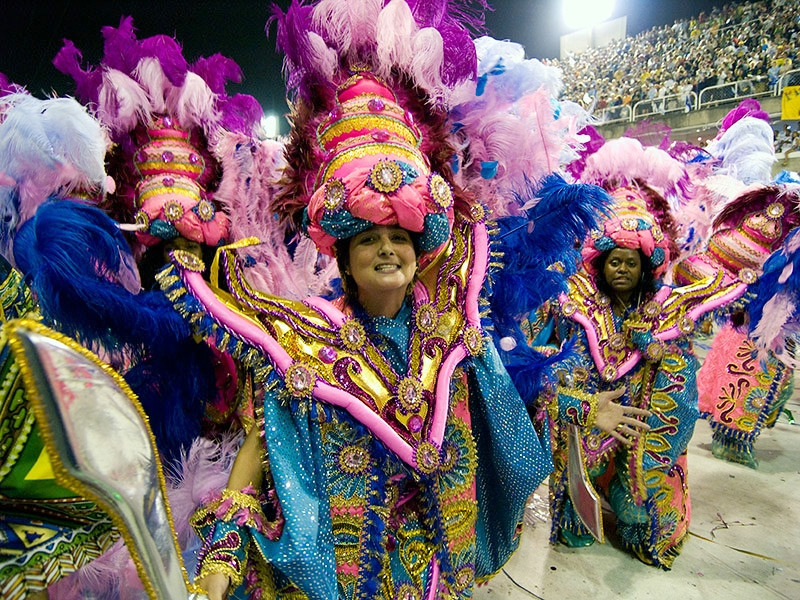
[368,159,404,193]
[211,214,479,459]
[284,362,316,398]
[171,248,205,272]
[318,113,421,150]
[4,319,192,600]
[323,178,347,211]
[320,142,426,185]
[137,182,200,205]
[429,174,453,210]
[562,270,743,378]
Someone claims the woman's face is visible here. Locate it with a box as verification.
[347,225,416,307]
[603,248,642,297]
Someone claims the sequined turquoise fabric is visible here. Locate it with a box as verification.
[215,299,551,598]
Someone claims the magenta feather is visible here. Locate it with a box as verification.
[191,54,244,94]
[100,16,142,76]
[51,40,103,105]
[138,34,189,87]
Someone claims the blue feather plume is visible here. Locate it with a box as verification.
[485,173,609,404]
[748,227,800,363]
[13,200,214,461]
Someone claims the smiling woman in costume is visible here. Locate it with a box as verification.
[160,19,551,594]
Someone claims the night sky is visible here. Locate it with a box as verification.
[2,0,727,121]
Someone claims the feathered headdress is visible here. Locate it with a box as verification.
[269,0,489,253]
[53,16,264,253]
[302,72,454,256]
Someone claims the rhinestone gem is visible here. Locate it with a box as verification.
[766,202,785,219]
[324,179,346,211]
[318,346,337,363]
[408,415,423,433]
[609,333,625,351]
[161,150,174,162]
[162,176,175,187]
[367,98,385,112]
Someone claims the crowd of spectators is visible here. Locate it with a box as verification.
[546,0,800,119]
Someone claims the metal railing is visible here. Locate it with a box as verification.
[632,92,698,120]
[777,69,800,95]
[584,70,798,125]
[697,77,773,109]
[596,104,632,124]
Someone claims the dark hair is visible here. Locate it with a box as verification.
[138,240,218,290]
[334,237,358,304]
[592,247,656,308]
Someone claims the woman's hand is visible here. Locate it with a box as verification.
[593,387,651,446]
[195,572,230,600]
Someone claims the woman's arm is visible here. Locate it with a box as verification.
[194,427,265,600]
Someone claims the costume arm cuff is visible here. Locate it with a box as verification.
[555,386,598,428]
[191,486,283,587]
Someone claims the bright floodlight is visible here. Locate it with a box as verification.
[563,0,615,30]
[262,114,278,139]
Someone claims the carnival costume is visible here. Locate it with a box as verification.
[681,100,800,468]
[51,15,271,460]
[512,183,749,569]
[169,64,551,598]
[683,184,800,469]
[0,90,125,599]
[141,0,619,595]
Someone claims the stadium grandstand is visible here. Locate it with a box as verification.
[545,0,800,170]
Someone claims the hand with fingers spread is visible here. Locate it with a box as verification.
[593,387,652,446]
